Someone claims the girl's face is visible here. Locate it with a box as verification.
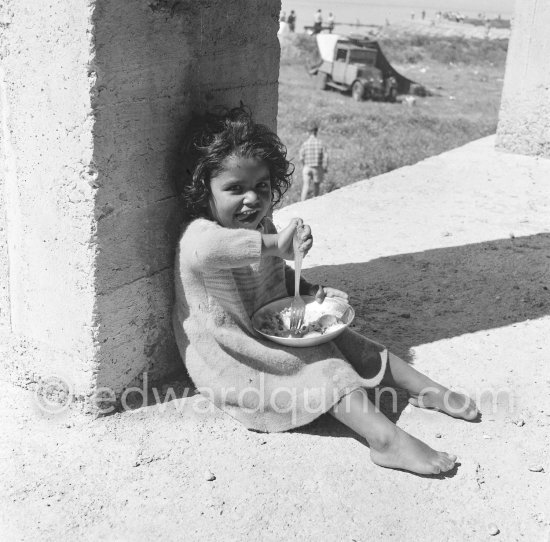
[208,155,272,230]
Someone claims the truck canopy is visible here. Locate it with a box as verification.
[316,34,341,63]
[315,33,422,95]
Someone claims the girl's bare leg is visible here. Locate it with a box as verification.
[330,389,457,474]
[381,352,479,420]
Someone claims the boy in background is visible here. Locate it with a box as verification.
[299,122,329,201]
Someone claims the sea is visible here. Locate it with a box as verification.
[280,0,515,33]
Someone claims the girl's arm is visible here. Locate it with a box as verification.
[180,219,262,270]
[180,218,312,271]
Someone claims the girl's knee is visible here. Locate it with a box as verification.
[331,388,369,415]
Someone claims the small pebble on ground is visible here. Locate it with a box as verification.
[513,418,525,427]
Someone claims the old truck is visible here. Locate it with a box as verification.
[310,34,424,102]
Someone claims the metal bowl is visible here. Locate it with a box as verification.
[252,295,355,347]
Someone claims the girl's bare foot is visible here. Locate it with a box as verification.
[408,385,479,420]
[370,425,457,475]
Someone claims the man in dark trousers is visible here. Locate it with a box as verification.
[313,9,323,34]
[287,10,296,32]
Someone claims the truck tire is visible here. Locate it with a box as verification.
[318,72,329,91]
[352,81,365,101]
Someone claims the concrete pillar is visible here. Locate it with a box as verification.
[0,0,281,409]
[496,0,550,157]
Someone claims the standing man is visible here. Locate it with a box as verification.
[313,9,323,34]
[299,122,328,201]
[327,12,335,33]
[287,10,296,32]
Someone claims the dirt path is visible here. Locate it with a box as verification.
[2,137,549,541]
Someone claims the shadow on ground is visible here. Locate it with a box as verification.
[303,233,550,360]
[131,233,549,445]
[295,233,550,441]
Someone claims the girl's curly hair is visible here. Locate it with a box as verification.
[177,106,294,219]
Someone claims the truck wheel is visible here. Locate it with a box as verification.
[352,81,365,101]
[318,73,329,91]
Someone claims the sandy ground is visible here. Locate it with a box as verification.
[2,136,550,541]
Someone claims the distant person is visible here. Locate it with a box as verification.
[421,10,426,20]
[287,10,296,32]
[313,9,323,34]
[327,12,335,33]
[280,11,286,22]
[484,19,491,38]
[299,122,328,201]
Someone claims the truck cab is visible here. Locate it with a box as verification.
[314,36,398,102]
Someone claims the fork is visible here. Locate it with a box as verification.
[289,228,306,334]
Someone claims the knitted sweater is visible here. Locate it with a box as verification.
[173,217,388,432]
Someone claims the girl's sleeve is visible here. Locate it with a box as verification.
[180,219,262,270]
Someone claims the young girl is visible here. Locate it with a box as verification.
[173,107,478,475]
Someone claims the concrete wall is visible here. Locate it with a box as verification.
[0,11,9,334]
[496,0,550,157]
[0,1,99,394]
[0,0,281,405]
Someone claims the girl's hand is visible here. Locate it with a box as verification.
[313,285,349,304]
[277,218,313,260]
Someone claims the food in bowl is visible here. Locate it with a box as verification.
[256,302,347,339]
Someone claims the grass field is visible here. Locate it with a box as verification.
[276,33,508,206]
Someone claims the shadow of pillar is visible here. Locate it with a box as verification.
[302,234,550,362]
[91,0,281,400]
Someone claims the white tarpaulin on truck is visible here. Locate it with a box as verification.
[316,34,346,62]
